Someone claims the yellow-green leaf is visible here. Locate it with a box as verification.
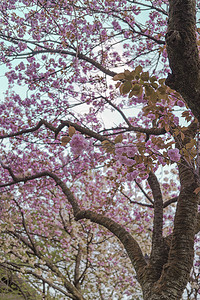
[129,84,142,97]
[158,86,167,95]
[69,126,76,137]
[61,136,71,146]
[102,140,109,145]
[145,85,154,97]
[150,91,157,102]
[185,139,196,149]
[164,124,170,132]
[124,69,135,80]
[182,111,192,122]
[114,134,123,144]
[102,140,114,153]
[121,81,132,94]
[158,78,165,84]
[180,132,185,140]
[151,82,158,89]
[141,71,149,81]
[150,76,157,83]
[135,65,142,75]
[124,70,131,77]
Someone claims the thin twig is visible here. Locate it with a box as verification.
[134,180,154,204]
[120,190,153,208]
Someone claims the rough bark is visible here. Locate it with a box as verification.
[166,0,200,122]
[75,210,147,286]
[145,2,200,297]
[141,124,199,300]
[144,183,199,300]
[145,173,169,284]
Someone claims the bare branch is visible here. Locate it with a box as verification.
[102,96,132,127]
[120,190,153,208]
[134,180,154,204]
[163,196,178,208]
[0,161,18,181]
[113,14,165,45]
[25,269,79,299]
[131,1,168,15]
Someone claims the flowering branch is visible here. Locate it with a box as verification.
[0,119,166,142]
[0,164,147,285]
[75,209,147,284]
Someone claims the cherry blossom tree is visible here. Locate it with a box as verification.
[0,0,200,299]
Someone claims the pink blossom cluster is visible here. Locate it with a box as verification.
[70,134,89,156]
[115,144,145,181]
[126,170,139,181]
[115,144,137,167]
[168,148,181,162]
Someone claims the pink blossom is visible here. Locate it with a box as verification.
[54,230,62,237]
[118,155,129,165]
[125,158,135,167]
[70,134,89,155]
[115,144,125,156]
[168,148,181,162]
[126,147,137,157]
[158,156,166,166]
[177,100,185,107]
[126,170,139,181]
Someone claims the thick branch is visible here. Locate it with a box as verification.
[57,120,109,141]
[163,196,178,208]
[152,184,199,299]
[75,210,146,286]
[150,123,199,299]
[59,121,166,138]
[148,172,163,247]
[146,172,168,285]
[166,0,200,122]
[0,118,166,141]
[195,212,200,234]
[74,244,82,290]
[164,211,200,249]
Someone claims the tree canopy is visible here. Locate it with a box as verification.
[0,0,200,299]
